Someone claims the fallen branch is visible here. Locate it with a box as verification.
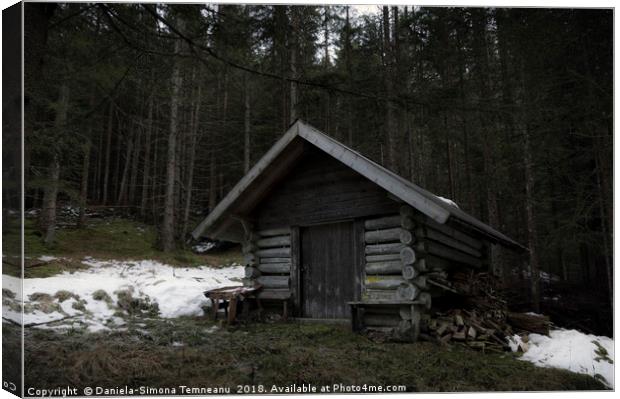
[2,317,21,326]
[24,315,79,328]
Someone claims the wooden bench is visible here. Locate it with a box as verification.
[347,300,426,333]
[204,285,262,325]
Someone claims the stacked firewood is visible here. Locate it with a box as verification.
[421,309,512,351]
[420,270,551,351]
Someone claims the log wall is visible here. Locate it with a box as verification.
[254,149,399,229]
[243,227,292,300]
[360,204,489,341]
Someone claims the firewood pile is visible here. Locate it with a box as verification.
[420,270,551,351]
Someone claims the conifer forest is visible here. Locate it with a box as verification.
[7,3,613,334]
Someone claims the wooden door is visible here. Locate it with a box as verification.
[300,221,357,318]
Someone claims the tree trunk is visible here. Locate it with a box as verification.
[523,124,540,313]
[140,92,154,219]
[382,6,398,174]
[344,7,354,146]
[116,125,134,205]
[243,71,251,173]
[78,141,91,228]
[40,83,69,244]
[161,17,185,252]
[289,7,299,124]
[128,121,142,205]
[102,101,113,205]
[78,91,95,227]
[208,150,217,211]
[182,81,201,240]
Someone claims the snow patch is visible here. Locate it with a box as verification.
[437,196,459,208]
[192,242,217,254]
[511,329,614,388]
[2,258,244,332]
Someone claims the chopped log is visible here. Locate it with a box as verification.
[399,229,415,245]
[396,282,419,301]
[365,243,403,255]
[365,261,403,275]
[364,227,402,243]
[415,226,482,257]
[257,289,291,300]
[258,263,291,274]
[258,227,290,237]
[364,215,401,230]
[416,241,482,268]
[365,276,404,290]
[260,257,291,264]
[400,216,415,230]
[244,266,261,278]
[507,312,550,335]
[366,253,401,262]
[256,275,289,289]
[256,247,291,258]
[452,328,466,341]
[256,235,291,248]
[399,246,416,265]
[468,326,477,339]
[402,265,418,280]
[364,314,401,327]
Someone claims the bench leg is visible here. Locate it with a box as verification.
[228,298,238,325]
[211,299,218,321]
[282,301,288,321]
[351,306,362,332]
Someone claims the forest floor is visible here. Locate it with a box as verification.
[5,318,607,393]
[1,215,610,393]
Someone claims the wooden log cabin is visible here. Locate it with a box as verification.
[192,120,525,341]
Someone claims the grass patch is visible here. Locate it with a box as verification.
[2,217,243,277]
[19,319,606,392]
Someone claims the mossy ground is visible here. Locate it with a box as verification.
[2,217,242,278]
[15,319,605,393]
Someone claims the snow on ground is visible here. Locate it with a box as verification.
[2,258,243,332]
[509,329,614,388]
[192,242,217,254]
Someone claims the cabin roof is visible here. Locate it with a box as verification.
[192,120,526,250]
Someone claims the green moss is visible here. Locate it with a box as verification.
[115,289,159,316]
[92,289,112,303]
[54,290,79,302]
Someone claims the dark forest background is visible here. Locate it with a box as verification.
[6,3,613,331]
